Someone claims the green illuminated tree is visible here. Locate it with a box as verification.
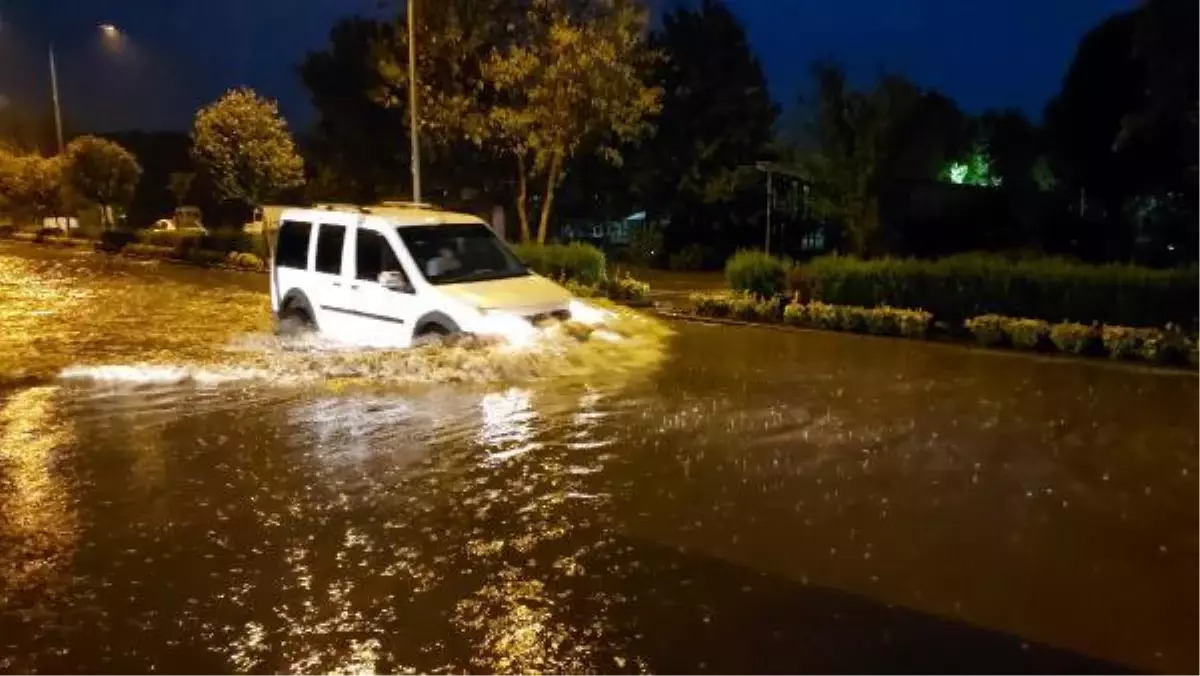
[63,135,142,229]
[191,88,305,209]
[939,143,1001,187]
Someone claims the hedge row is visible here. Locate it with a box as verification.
[511,242,607,286]
[133,230,270,260]
[512,242,649,302]
[121,242,265,271]
[965,314,1198,365]
[784,301,932,339]
[801,253,1198,328]
[689,292,932,339]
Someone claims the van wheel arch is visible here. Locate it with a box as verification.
[278,289,317,333]
[414,312,461,339]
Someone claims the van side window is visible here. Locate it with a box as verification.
[315,224,346,275]
[355,229,404,282]
[276,220,311,269]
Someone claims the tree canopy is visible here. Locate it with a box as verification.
[63,136,143,227]
[632,0,777,253]
[0,151,65,225]
[375,0,661,242]
[300,18,409,202]
[191,88,305,208]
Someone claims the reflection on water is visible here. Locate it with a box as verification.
[0,243,1196,673]
[0,387,77,606]
[478,388,539,462]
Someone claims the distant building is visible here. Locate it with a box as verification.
[561,211,647,245]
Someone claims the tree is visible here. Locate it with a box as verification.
[1114,0,1198,189]
[300,18,410,202]
[1044,10,1143,210]
[62,136,142,229]
[489,0,662,242]
[168,171,194,208]
[376,0,661,242]
[0,152,65,227]
[191,88,305,209]
[631,0,778,254]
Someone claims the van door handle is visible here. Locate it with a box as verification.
[349,284,360,290]
[332,282,343,288]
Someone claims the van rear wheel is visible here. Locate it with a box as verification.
[277,308,315,336]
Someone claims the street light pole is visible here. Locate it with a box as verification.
[407,0,422,204]
[49,44,64,154]
[764,169,773,253]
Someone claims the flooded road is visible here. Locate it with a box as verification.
[1,243,1196,673]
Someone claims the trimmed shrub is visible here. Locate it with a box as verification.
[690,291,773,320]
[1050,322,1101,355]
[1101,326,1157,360]
[894,307,933,339]
[803,253,1198,328]
[229,252,265,270]
[512,241,607,286]
[689,291,733,318]
[863,307,900,336]
[965,314,1008,347]
[783,302,931,338]
[728,293,760,321]
[1007,318,1051,350]
[725,250,789,298]
[123,243,177,258]
[604,272,650,302]
[791,301,840,330]
[834,304,869,333]
[1137,327,1187,363]
[561,278,599,298]
[783,302,804,326]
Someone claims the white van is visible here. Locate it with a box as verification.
[270,203,576,347]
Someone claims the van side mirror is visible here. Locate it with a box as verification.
[378,270,412,293]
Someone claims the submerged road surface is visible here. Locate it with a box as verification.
[0,243,1196,673]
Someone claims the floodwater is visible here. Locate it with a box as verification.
[0,243,1195,674]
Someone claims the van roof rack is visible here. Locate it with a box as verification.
[377,200,439,210]
[314,202,372,213]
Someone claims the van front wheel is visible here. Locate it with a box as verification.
[413,323,452,346]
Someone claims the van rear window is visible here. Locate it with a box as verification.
[276,220,311,269]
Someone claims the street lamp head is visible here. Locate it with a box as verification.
[99,23,119,36]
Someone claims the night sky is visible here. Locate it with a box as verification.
[0,0,1133,133]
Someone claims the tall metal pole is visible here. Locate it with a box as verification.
[764,170,773,253]
[407,0,422,204]
[49,44,64,154]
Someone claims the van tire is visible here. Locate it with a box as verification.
[277,307,315,336]
[413,322,451,346]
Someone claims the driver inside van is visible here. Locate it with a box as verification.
[425,246,462,278]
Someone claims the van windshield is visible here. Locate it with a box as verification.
[397,223,529,285]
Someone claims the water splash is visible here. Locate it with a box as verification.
[56,302,672,390]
